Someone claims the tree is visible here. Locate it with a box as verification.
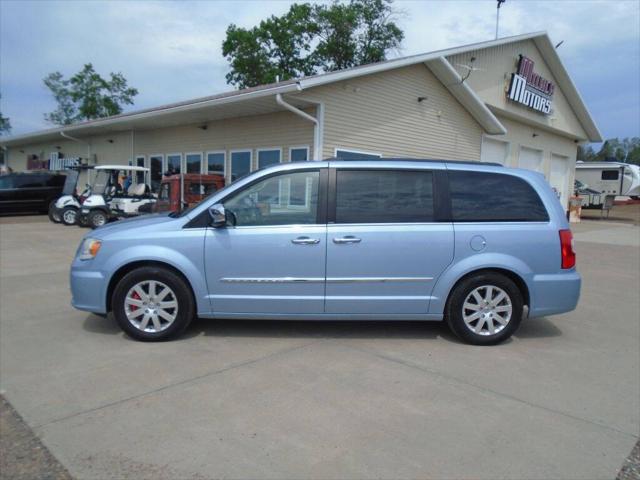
[43,64,138,125]
[0,94,10,135]
[222,0,403,88]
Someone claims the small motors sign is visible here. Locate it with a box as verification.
[507,55,554,114]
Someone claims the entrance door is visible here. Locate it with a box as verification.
[204,168,326,314]
[325,168,454,314]
[550,153,570,209]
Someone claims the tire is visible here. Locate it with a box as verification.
[61,206,78,226]
[446,272,523,346]
[112,266,195,341]
[48,202,61,223]
[88,210,108,229]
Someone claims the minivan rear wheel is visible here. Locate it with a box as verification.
[112,267,195,341]
[446,272,523,345]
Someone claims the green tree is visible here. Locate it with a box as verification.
[0,93,10,135]
[222,0,403,88]
[43,64,138,125]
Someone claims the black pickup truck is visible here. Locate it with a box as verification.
[0,171,67,215]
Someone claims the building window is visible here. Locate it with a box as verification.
[206,151,225,174]
[334,148,382,160]
[257,148,281,169]
[135,156,145,184]
[166,153,181,175]
[149,154,163,192]
[230,150,251,182]
[290,146,309,162]
[185,152,203,174]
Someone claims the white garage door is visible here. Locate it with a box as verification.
[550,153,570,209]
[518,146,544,172]
[481,137,510,165]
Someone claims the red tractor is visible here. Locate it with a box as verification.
[154,173,225,213]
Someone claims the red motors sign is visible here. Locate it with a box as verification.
[507,55,554,114]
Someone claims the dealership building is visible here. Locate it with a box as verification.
[1,31,601,209]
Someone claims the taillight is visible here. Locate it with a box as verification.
[559,229,576,269]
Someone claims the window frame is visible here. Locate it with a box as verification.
[601,169,620,181]
[334,147,382,160]
[218,167,328,227]
[135,155,146,184]
[228,149,253,184]
[256,147,283,169]
[184,151,204,175]
[166,153,183,175]
[327,167,443,225]
[289,145,310,162]
[206,150,226,175]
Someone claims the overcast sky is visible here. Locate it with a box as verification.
[1,0,638,143]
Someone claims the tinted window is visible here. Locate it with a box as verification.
[448,171,548,222]
[290,148,308,162]
[601,170,619,180]
[336,170,434,224]
[225,170,319,226]
[335,150,381,160]
[15,175,45,188]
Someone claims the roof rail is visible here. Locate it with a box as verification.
[326,157,504,167]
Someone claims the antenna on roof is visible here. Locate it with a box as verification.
[495,0,506,40]
[555,40,564,49]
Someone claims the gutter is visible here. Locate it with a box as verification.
[60,131,91,162]
[276,93,323,160]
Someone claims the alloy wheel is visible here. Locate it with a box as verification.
[462,285,512,336]
[124,280,179,333]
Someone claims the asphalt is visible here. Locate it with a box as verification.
[0,213,638,479]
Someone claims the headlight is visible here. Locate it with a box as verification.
[78,238,102,260]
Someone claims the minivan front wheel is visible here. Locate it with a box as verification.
[112,267,195,341]
[446,273,523,345]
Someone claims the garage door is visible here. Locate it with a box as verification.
[481,137,509,165]
[518,146,544,173]
[550,153,570,209]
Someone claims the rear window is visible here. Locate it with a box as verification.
[448,171,548,222]
[336,170,434,223]
[601,170,619,180]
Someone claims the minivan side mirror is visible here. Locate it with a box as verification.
[208,203,227,227]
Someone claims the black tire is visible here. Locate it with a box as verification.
[88,210,108,229]
[112,266,195,341]
[446,272,523,346]
[61,206,78,226]
[48,202,61,223]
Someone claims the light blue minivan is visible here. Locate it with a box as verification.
[70,159,580,345]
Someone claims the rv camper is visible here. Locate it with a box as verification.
[575,162,640,208]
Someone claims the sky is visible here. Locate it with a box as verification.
[0,0,638,144]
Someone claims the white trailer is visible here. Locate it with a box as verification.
[575,162,640,200]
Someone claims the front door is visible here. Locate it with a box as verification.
[325,168,454,314]
[204,168,327,314]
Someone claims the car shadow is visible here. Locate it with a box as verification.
[83,314,562,343]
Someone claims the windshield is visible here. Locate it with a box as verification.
[92,170,113,195]
[62,170,79,195]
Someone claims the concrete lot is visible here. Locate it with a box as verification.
[0,214,638,479]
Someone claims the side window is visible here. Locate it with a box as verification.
[225,170,320,226]
[601,170,619,180]
[448,171,549,222]
[16,175,44,188]
[335,170,434,224]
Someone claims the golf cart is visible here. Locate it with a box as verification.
[48,166,93,225]
[78,165,156,229]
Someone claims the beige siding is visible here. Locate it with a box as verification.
[294,64,483,160]
[7,110,314,184]
[447,40,588,140]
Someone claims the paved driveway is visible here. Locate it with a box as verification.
[0,216,638,479]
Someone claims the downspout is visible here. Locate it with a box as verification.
[276,93,322,160]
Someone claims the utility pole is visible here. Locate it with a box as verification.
[496,0,506,40]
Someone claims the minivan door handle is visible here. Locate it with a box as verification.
[291,236,320,245]
[333,236,362,244]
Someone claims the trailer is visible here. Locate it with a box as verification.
[575,162,640,215]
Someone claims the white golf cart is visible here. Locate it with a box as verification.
[48,166,93,226]
[78,165,156,229]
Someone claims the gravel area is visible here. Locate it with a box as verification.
[617,439,640,480]
[0,394,72,480]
